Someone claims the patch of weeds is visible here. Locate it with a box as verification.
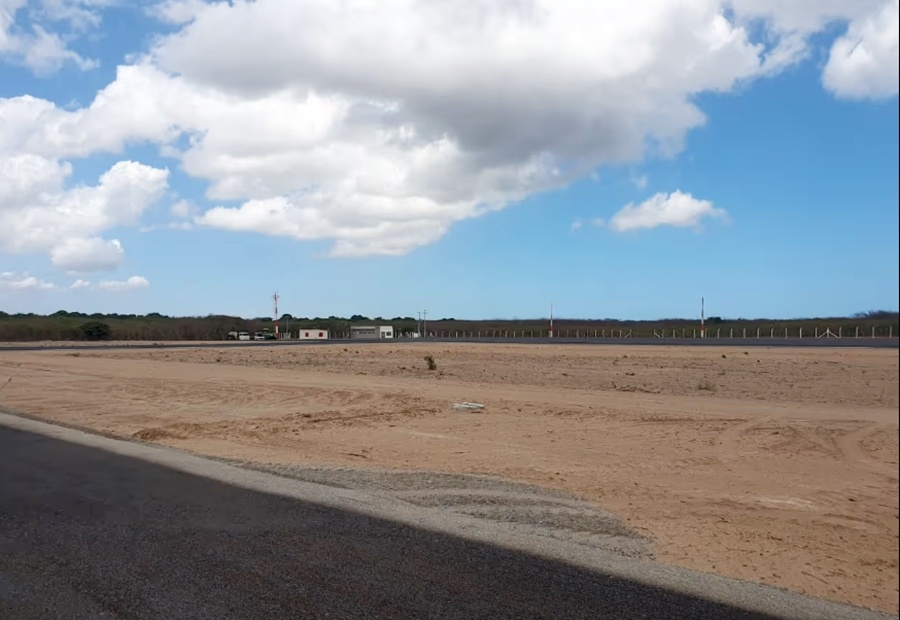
[424,355,437,371]
[697,381,717,392]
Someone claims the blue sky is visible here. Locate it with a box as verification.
[1,0,898,320]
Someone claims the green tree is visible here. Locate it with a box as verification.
[79,321,112,341]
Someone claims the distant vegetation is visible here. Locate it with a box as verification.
[0,309,896,342]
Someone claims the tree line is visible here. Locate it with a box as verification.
[0,310,896,342]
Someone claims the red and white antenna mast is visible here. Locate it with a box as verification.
[273,292,280,338]
[700,297,705,339]
[549,302,554,338]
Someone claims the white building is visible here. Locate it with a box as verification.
[295,329,329,340]
[349,325,394,339]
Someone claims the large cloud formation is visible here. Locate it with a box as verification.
[1,0,898,270]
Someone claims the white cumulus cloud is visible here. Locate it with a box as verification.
[608,190,727,232]
[141,0,773,256]
[96,275,150,292]
[0,157,168,270]
[50,237,124,272]
[0,0,100,74]
[1,0,898,271]
[823,0,899,99]
[148,0,211,25]
[0,270,56,290]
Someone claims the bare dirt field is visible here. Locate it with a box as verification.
[0,343,897,613]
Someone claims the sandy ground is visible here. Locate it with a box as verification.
[0,343,897,613]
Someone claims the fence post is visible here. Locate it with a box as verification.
[815,327,818,338]
[743,328,746,338]
[800,327,803,339]
[770,328,774,338]
[730,328,734,338]
[756,328,760,338]
[855,326,859,338]
[838,327,842,338]
[717,328,721,338]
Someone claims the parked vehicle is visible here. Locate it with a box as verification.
[226,331,251,341]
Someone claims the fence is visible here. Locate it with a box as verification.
[322,325,896,340]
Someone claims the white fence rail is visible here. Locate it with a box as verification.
[319,325,896,340]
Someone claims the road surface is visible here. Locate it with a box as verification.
[0,412,895,620]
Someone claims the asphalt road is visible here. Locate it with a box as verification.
[2,336,897,352]
[1,413,895,620]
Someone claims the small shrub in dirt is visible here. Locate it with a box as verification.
[424,355,437,371]
[697,381,717,392]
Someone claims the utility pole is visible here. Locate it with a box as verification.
[549,303,554,338]
[422,309,428,339]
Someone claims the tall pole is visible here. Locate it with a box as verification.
[422,309,428,339]
[700,297,705,339]
[273,292,280,338]
[550,303,554,338]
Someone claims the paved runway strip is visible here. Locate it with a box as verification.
[0,412,895,620]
